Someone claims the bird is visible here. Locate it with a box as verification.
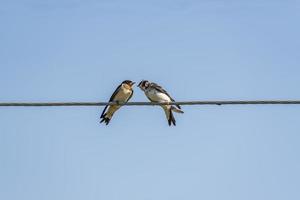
[100,80,135,125]
[138,80,184,126]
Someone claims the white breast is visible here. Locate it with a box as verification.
[146,88,171,102]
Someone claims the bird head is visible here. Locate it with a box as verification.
[122,80,135,87]
[138,80,150,91]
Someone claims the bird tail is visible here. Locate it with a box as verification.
[168,110,176,126]
[100,107,115,125]
[100,113,112,125]
[171,106,184,114]
[163,108,176,126]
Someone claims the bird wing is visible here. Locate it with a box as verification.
[109,84,122,102]
[151,83,181,109]
[101,84,122,118]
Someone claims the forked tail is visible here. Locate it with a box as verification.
[168,110,176,126]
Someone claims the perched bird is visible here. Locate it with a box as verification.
[138,80,184,126]
[100,80,135,125]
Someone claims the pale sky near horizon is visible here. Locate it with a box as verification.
[1,1,300,200]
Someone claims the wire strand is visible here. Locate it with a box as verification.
[0,100,300,107]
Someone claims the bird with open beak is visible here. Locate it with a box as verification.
[100,80,135,125]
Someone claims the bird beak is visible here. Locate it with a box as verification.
[131,82,135,86]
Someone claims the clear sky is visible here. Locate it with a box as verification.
[1,0,300,200]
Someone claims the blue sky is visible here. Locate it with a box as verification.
[1,1,300,200]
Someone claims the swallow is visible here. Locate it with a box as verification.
[138,80,184,126]
[100,80,135,125]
